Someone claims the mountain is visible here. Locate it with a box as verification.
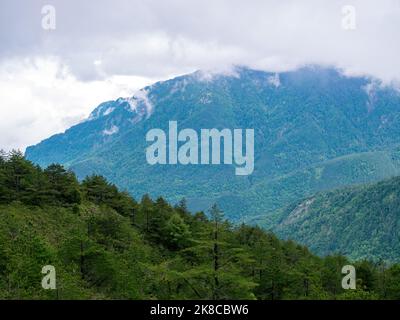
[4,152,396,300]
[273,175,400,262]
[25,66,400,223]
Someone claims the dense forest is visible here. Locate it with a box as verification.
[1,150,400,300]
[274,175,400,263]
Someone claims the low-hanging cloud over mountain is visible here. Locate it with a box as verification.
[0,0,399,150]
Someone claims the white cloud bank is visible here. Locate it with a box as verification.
[0,0,399,150]
[0,57,155,151]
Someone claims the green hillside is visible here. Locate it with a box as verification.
[245,148,400,227]
[273,175,400,263]
[2,151,400,300]
[25,67,400,223]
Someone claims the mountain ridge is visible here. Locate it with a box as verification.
[273,174,400,262]
[25,65,400,223]
[2,151,398,299]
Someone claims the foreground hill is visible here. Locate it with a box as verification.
[1,151,399,299]
[25,66,400,222]
[273,175,400,263]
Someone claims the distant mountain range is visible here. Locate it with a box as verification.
[26,66,400,228]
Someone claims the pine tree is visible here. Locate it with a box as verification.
[180,204,257,299]
[44,164,81,205]
[163,212,191,250]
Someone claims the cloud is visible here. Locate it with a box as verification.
[0,57,154,151]
[0,0,400,149]
[1,0,400,81]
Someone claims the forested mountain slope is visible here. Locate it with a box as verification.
[273,175,400,263]
[26,66,400,222]
[1,151,399,299]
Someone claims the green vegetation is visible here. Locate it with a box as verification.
[1,151,400,300]
[25,67,400,224]
[273,175,400,263]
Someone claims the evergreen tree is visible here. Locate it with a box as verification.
[0,154,400,300]
[44,164,81,205]
[181,204,257,299]
[163,212,191,250]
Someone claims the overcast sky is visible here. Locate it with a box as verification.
[0,0,399,151]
